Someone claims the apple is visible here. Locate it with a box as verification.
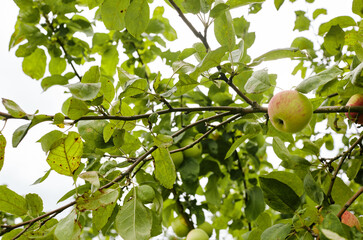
[345,93,363,124]
[268,90,313,133]
[180,138,202,158]
[186,228,209,240]
[198,222,213,237]
[341,211,361,231]
[169,145,184,168]
[171,216,189,237]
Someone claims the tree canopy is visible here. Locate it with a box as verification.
[1,0,363,239]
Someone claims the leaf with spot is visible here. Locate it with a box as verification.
[0,133,5,172]
[46,132,83,176]
[2,98,27,118]
[76,189,119,211]
[101,0,129,31]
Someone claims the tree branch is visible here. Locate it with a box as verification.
[337,186,363,219]
[326,133,363,204]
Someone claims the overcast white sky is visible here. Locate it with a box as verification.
[0,0,358,219]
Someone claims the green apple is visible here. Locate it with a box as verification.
[169,145,184,168]
[268,90,313,133]
[180,138,202,158]
[198,222,213,237]
[186,229,209,240]
[345,93,363,124]
[341,211,361,231]
[171,216,189,237]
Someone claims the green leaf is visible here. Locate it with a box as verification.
[296,66,343,93]
[115,199,152,240]
[82,66,101,83]
[260,176,301,213]
[125,0,150,37]
[41,75,69,91]
[210,3,229,18]
[214,7,235,51]
[294,10,310,32]
[49,57,67,75]
[101,45,119,77]
[313,8,327,19]
[304,172,325,205]
[245,186,265,221]
[46,132,83,176]
[54,211,81,240]
[78,120,113,149]
[67,98,90,120]
[318,16,356,36]
[0,185,27,216]
[182,0,201,14]
[244,69,271,93]
[37,130,66,152]
[153,134,173,148]
[2,98,27,118]
[32,169,52,185]
[0,134,5,172]
[226,0,265,9]
[12,115,52,147]
[92,201,116,231]
[272,137,291,162]
[76,189,119,211]
[353,0,363,17]
[174,73,199,96]
[119,78,148,98]
[22,48,46,80]
[67,82,101,101]
[79,171,100,189]
[205,174,221,205]
[323,25,345,56]
[345,62,363,87]
[152,147,176,189]
[274,0,284,10]
[225,134,254,159]
[25,193,43,217]
[323,176,353,207]
[261,223,291,240]
[190,46,227,79]
[101,0,129,30]
[251,48,306,66]
[321,213,347,239]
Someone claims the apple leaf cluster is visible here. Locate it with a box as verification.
[1,0,363,240]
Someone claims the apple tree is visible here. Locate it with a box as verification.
[1,0,363,239]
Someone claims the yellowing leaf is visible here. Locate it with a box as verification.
[46,132,83,176]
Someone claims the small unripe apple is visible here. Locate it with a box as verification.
[180,138,202,158]
[171,216,189,237]
[169,145,184,169]
[198,222,213,237]
[268,90,313,133]
[341,211,361,231]
[345,93,363,124]
[186,228,209,240]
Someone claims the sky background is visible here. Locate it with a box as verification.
[0,0,359,233]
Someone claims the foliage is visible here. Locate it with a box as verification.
[1,0,363,239]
